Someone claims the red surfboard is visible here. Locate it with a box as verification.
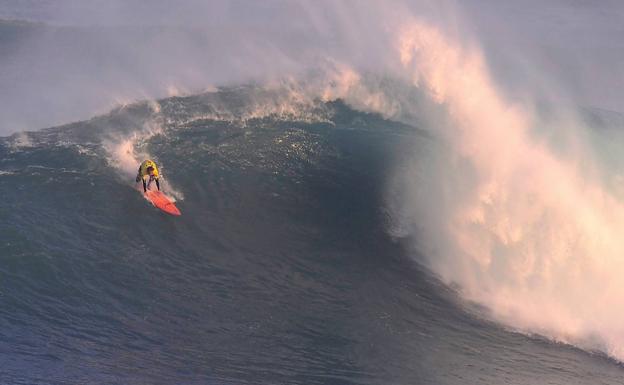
[145,190,181,216]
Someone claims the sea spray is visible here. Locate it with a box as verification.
[388,19,624,360]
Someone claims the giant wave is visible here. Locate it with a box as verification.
[2,85,624,384]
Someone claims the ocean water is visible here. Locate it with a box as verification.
[2,88,624,385]
[5,2,624,382]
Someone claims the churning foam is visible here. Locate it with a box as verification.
[387,19,624,360]
[102,115,184,201]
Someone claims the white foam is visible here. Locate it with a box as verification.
[382,19,624,361]
[102,118,184,201]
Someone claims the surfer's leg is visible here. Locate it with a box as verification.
[155,179,160,191]
[142,179,147,192]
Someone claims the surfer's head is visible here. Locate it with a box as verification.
[147,166,154,176]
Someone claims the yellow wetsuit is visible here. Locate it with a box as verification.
[136,160,160,192]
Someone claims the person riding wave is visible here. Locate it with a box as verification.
[136,159,160,193]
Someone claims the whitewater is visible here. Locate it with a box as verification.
[3,1,624,384]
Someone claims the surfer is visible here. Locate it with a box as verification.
[135,159,161,193]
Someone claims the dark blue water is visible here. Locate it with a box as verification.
[1,90,623,385]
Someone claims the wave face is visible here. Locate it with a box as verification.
[2,87,624,384]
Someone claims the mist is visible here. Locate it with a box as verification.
[0,0,404,134]
[2,1,623,134]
